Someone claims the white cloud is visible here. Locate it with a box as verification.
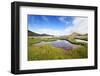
[59,17,71,25]
[59,17,66,22]
[64,17,88,35]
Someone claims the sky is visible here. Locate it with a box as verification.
[28,15,88,36]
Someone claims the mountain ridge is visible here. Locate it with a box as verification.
[28,30,53,36]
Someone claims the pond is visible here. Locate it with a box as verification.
[33,40,79,50]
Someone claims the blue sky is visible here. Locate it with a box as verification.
[28,15,88,36]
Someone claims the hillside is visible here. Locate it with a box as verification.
[28,30,53,36]
[71,32,81,36]
[28,30,39,36]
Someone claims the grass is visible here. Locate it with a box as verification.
[28,37,59,46]
[28,44,87,61]
[28,44,66,60]
[42,38,58,42]
[59,36,87,47]
[28,36,88,61]
[28,38,41,46]
[76,36,88,41]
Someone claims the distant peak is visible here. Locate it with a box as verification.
[28,30,53,36]
[71,32,80,36]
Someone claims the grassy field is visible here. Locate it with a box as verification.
[28,36,88,61]
[28,37,59,46]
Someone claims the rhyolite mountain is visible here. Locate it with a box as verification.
[28,30,53,36]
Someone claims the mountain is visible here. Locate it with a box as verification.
[70,32,88,36]
[83,33,88,36]
[40,34,51,36]
[71,32,81,36]
[65,32,88,39]
[28,30,40,36]
[28,30,52,36]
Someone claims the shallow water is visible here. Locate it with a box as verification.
[33,40,78,50]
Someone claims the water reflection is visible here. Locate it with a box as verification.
[33,40,79,50]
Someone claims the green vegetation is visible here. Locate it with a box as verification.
[28,44,87,61]
[28,37,59,46]
[65,38,87,47]
[59,34,88,47]
[28,36,88,61]
[28,38,41,46]
[76,36,88,41]
[28,32,88,61]
[41,38,58,42]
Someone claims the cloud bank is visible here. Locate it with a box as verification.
[64,17,88,35]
